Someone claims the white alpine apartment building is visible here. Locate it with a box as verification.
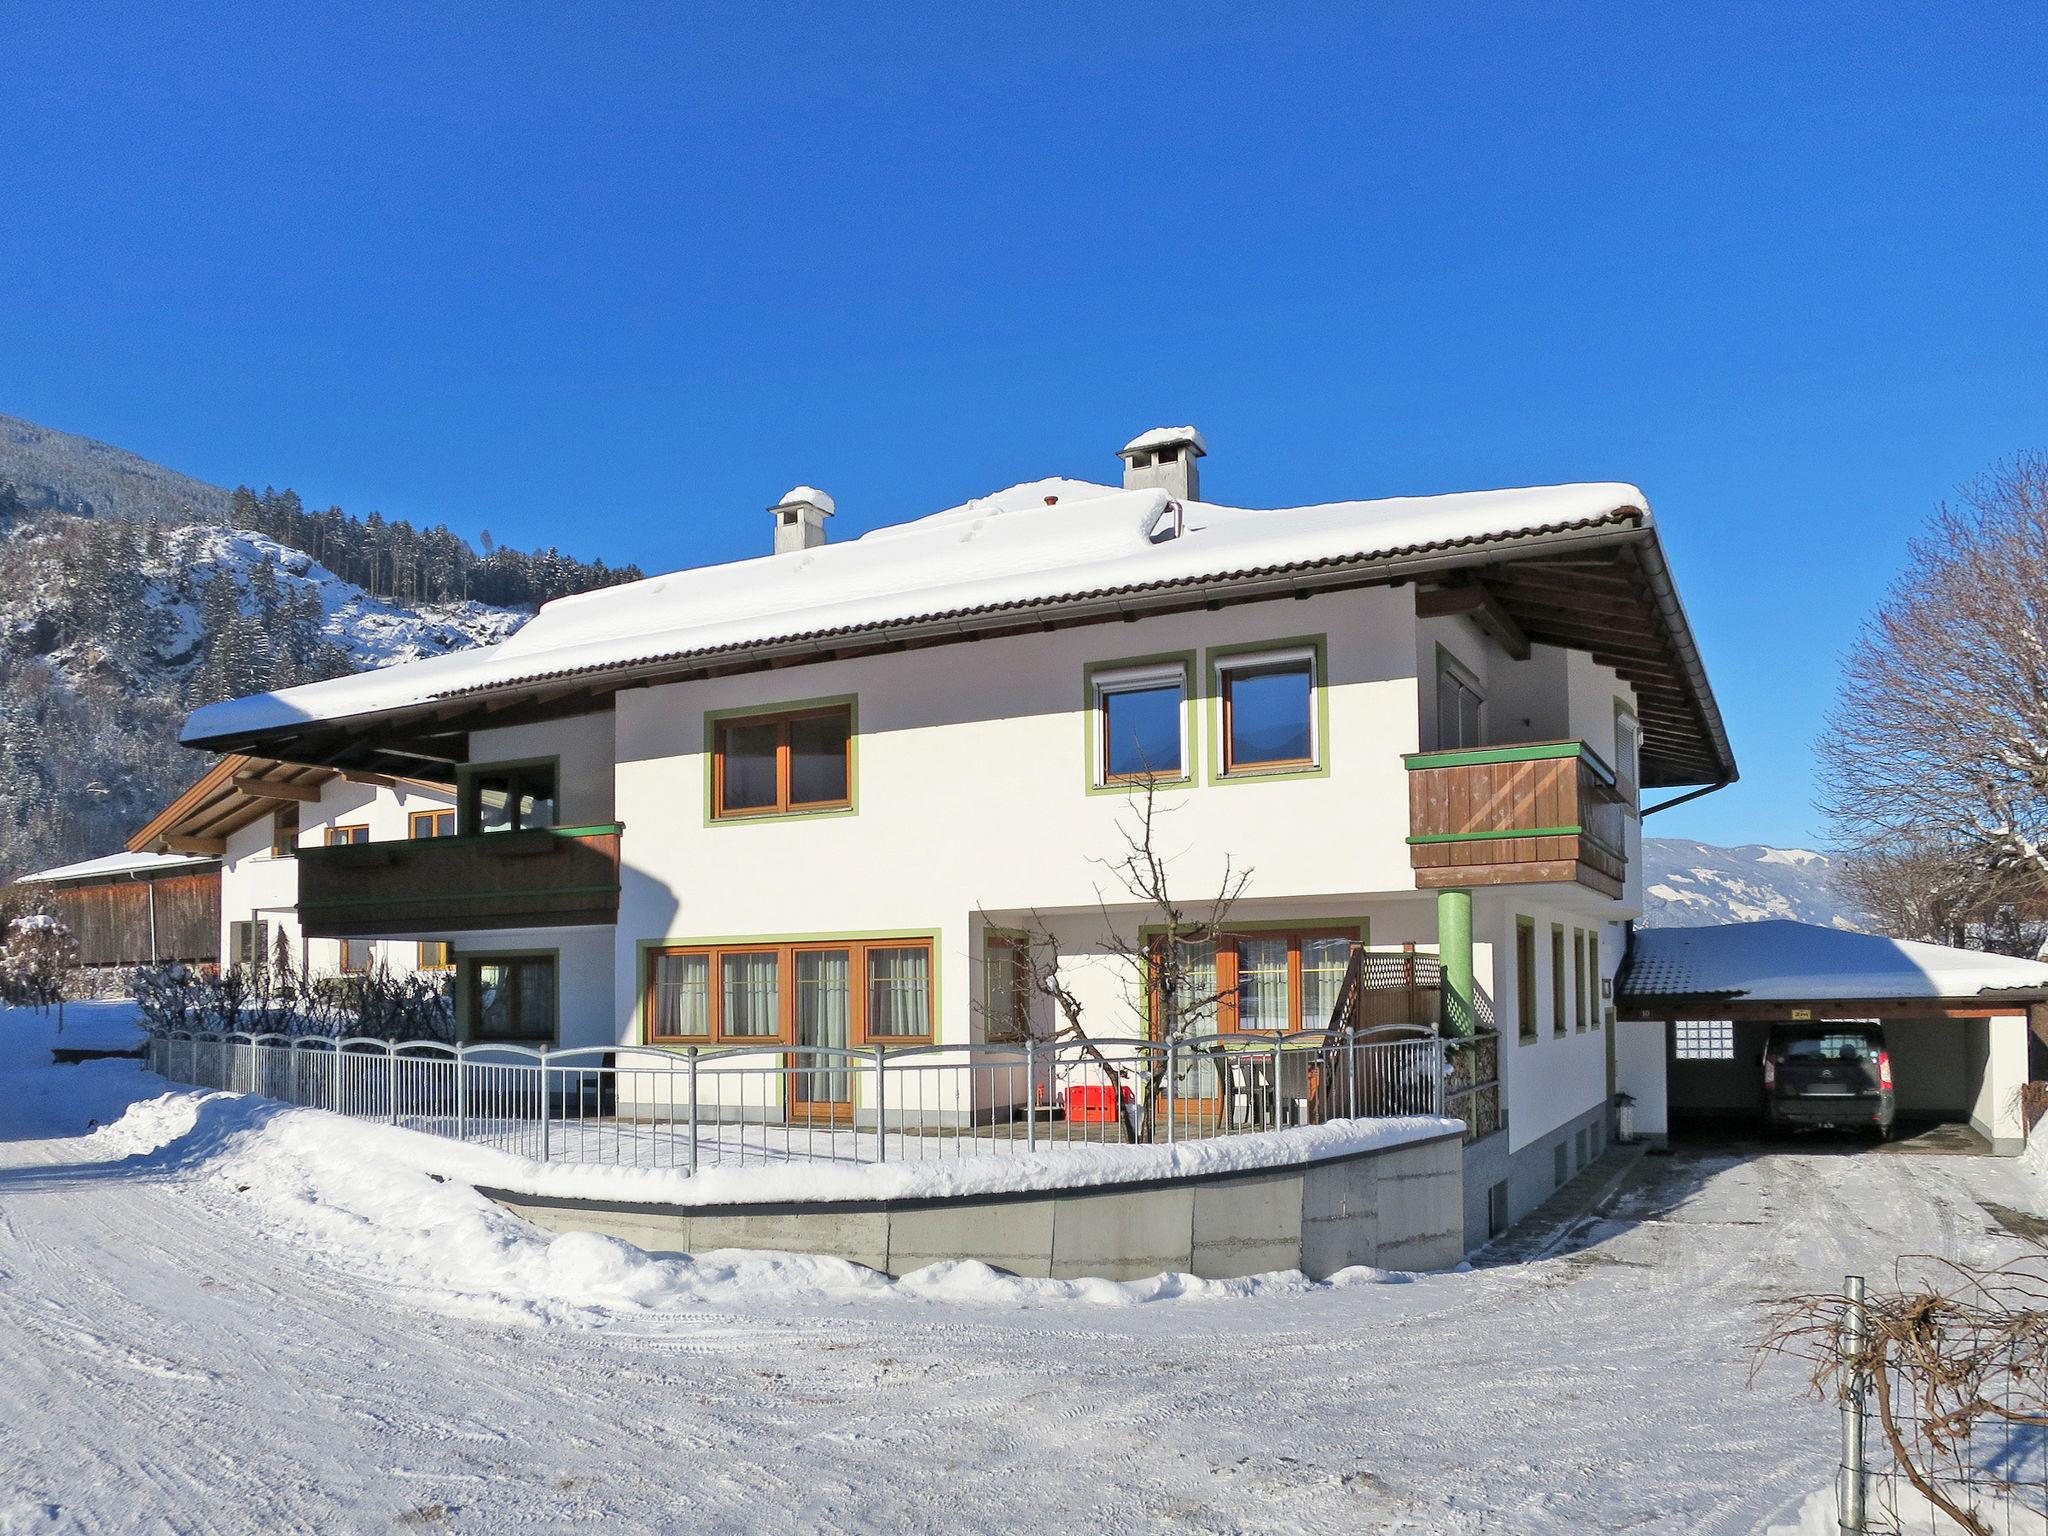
[179,429,1737,1242]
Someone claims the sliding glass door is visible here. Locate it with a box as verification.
[791,948,853,1121]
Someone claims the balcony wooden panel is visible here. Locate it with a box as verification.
[1405,743,1626,898]
[297,825,622,937]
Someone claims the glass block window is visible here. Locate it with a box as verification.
[1674,1020,1735,1060]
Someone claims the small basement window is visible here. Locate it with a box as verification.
[1674,1020,1735,1060]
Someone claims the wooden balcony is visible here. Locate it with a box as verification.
[1404,742,1627,898]
[296,824,623,937]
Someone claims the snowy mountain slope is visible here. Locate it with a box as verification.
[178,528,526,670]
[0,412,232,524]
[1640,837,1868,931]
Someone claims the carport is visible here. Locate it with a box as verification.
[1613,920,2046,1153]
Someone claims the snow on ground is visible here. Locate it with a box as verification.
[3,1002,2045,1534]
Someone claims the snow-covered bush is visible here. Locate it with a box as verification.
[128,959,454,1043]
[0,910,77,1009]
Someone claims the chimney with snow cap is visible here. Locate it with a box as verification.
[1118,426,1205,501]
[770,486,833,554]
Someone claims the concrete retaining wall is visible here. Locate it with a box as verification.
[483,1128,1465,1282]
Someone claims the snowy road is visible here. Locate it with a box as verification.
[1,1006,2043,1534]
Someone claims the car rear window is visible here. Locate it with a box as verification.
[1779,1033,1880,1061]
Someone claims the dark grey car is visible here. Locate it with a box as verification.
[1763,1023,1896,1138]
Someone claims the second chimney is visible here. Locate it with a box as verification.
[770,486,834,554]
[1117,426,1205,501]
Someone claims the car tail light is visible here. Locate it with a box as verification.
[1763,1055,1776,1090]
[1878,1051,1893,1092]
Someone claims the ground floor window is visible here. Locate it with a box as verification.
[644,937,934,1047]
[981,933,1033,1042]
[229,919,270,972]
[1149,928,1356,1036]
[340,938,373,974]
[416,941,453,971]
[465,954,557,1043]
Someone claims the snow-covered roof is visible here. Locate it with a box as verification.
[1621,920,2048,1004]
[1121,426,1208,456]
[183,476,1654,747]
[14,850,216,885]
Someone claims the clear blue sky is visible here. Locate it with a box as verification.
[2,4,2042,850]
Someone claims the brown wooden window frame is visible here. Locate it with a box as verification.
[1516,917,1538,1042]
[981,933,1034,1043]
[643,936,934,1047]
[416,941,453,972]
[1146,927,1359,1038]
[327,824,369,847]
[409,809,456,839]
[340,937,374,974]
[711,704,854,820]
[1217,651,1319,776]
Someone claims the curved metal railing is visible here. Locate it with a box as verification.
[144,1024,1448,1172]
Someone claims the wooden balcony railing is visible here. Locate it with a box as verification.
[296,824,623,937]
[1404,742,1627,898]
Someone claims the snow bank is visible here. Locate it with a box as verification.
[84,1091,1431,1322]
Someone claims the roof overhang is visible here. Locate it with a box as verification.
[180,510,1737,789]
[1617,994,2043,1021]
[126,754,451,856]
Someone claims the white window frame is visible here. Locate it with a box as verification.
[1092,662,1191,787]
[1213,646,1320,775]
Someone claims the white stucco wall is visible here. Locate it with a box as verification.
[1490,892,1614,1153]
[1613,1018,1670,1136]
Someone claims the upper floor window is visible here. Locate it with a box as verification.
[1614,709,1641,806]
[1217,649,1317,775]
[327,824,368,847]
[464,762,556,834]
[410,809,455,839]
[1093,662,1188,785]
[712,704,852,819]
[1436,654,1485,750]
[271,803,298,858]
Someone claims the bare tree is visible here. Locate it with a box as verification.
[981,779,1251,1144]
[1756,1258,2048,1536]
[1837,834,2048,957]
[1820,452,2048,942]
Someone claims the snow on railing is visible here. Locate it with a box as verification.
[144,1028,1449,1171]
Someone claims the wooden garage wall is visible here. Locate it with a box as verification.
[44,872,220,967]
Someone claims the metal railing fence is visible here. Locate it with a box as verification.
[146,1026,1448,1172]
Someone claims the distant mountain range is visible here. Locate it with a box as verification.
[1640,837,1867,931]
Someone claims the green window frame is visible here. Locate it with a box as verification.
[460,951,559,1044]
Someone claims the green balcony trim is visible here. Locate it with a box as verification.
[1404,741,1581,770]
[1406,825,1582,846]
[299,823,623,855]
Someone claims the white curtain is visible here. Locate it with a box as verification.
[796,950,851,1102]
[654,953,709,1037]
[1300,937,1350,1029]
[1237,937,1290,1032]
[866,946,930,1037]
[721,952,779,1037]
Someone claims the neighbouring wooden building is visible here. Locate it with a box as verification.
[10,850,222,977]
